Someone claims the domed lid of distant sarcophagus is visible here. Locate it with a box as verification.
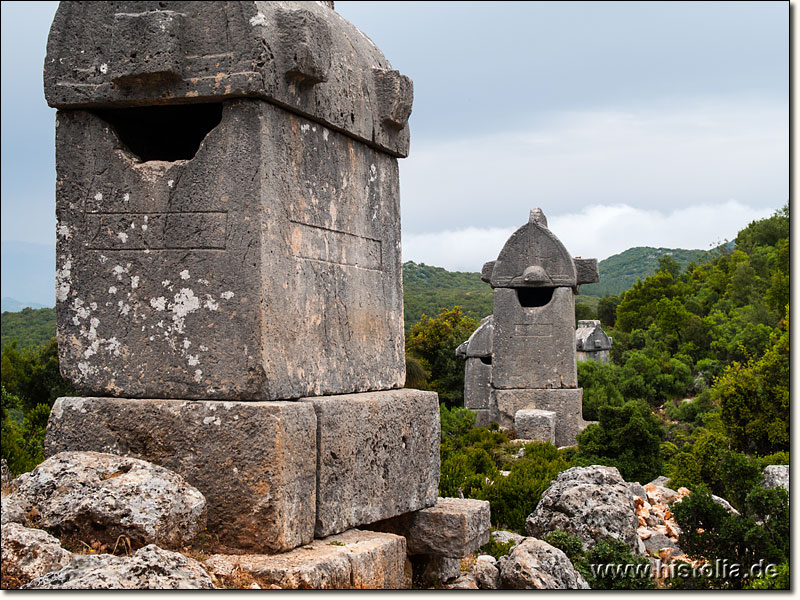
[482,209,586,289]
[43,1,412,157]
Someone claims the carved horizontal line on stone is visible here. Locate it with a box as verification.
[513,323,553,337]
[288,220,382,271]
[86,211,227,250]
[54,72,262,89]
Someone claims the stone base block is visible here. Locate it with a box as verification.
[410,555,461,587]
[493,388,588,447]
[203,529,410,589]
[513,409,556,444]
[367,497,490,558]
[44,397,317,553]
[301,389,440,537]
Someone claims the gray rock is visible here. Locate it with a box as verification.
[647,476,670,487]
[627,482,648,501]
[44,2,411,157]
[0,458,11,495]
[412,555,461,586]
[441,573,479,589]
[472,555,500,589]
[514,409,556,444]
[52,99,406,401]
[1,523,72,587]
[490,530,524,551]
[500,537,590,590]
[642,533,683,557]
[45,396,317,552]
[711,494,740,515]
[526,465,641,555]
[204,529,408,590]
[2,451,205,549]
[23,544,214,589]
[302,390,440,537]
[645,483,680,506]
[762,465,789,492]
[494,388,589,447]
[368,497,490,558]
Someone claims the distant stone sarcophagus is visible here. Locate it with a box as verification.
[46,2,412,400]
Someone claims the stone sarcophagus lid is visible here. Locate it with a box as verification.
[46,1,413,400]
[458,209,600,446]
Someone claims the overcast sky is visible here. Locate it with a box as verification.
[0,1,788,272]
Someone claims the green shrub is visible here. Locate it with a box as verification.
[581,539,656,590]
[1,386,49,477]
[543,530,584,563]
[574,400,665,483]
[745,561,789,590]
[439,403,475,440]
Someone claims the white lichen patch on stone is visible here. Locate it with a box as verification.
[109,286,117,294]
[167,179,175,188]
[150,296,167,311]
[194,369,203,383]
[188,355,200,367]
[123,192,130,202]
[131,276,140,290]
[249,12,268,26]
[56,258,73,302]
[94,192,103,201]
[112,264,129,280]
[57,224,71,239]
[204,295,219,311]
[221,291,235,300]
[183,339,191,350]
[180,270,190,280]
[117,231,129,243]
[99,63,108,74]
[300,123,311,133]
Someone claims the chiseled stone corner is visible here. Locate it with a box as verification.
[367,497,491,558]
[44,396,317,552]
[301,389,440,538]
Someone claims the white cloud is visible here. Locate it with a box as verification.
[400,99,787,237]
[402,201,776,272]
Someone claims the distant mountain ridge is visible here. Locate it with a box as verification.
[402,245,710,328]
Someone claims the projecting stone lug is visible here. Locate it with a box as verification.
[574,257,600,285]
[481,260,496,283]
[374,69,414,129]
[494,388,589,447]
[529,207,548,227]
[44,397,318,553]
[109,11,185,86]
[275,8,332,85]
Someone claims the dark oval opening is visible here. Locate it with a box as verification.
[479,356,492,366]
[516,287,555,308]
[91,103,223,162]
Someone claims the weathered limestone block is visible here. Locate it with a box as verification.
[301,390,440,537]
[464,358,492,410]
[492,287,578,389]
[23,545,215,590]
[494,388,588,447]
[44,2,412,157]
[368,497,490,558]
[44,397,317,552]
[1,523,72,588]
[204,529,408,590]
[513,409,556,444]
[500,537,590,590]
[2,451,205,550]
[54,100,405,401]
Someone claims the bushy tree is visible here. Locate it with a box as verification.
[574,400,665,483]
[406,307,478,406]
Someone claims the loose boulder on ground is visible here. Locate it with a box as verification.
[500,537,590,589]
[1,523,72,588]
[1,451,206,549]
[472,555,500,589]
[22,545,214,589]
[526,465,641,555]
[762,465,789,492]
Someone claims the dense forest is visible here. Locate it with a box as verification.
[0,206,789,589]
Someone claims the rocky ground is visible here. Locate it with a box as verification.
[1,453,788,589]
